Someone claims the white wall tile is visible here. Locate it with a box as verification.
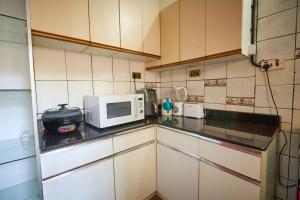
[292,109,300,133]
[66,52,92,80]
[255,85,293,108]
[160,71,171,82]
[130,61,145,82]
[145,70,159,82]
[93,81,113,95]
[92,55,113,81]
[130,81,144,93]
[113,82,131,94]
[186,65,204,80]
[226,105,254,113]
[187,81,204,96]
[298,7,300,32]
[205,87,226,104]
[113,58,130,81]
[294,85,300,109]
[295,59,300,84]
[256,60,294,85]
[257,8,296,41]
[171,81,186,87]
[204,103,225,111]
[160,82,171,88]
[171,69,186,81]
[0,41,30,89]
[227,77,255,97]
[257,35,295,61]
[258,0,297,18]
[35,81,68,113]
[227,59,255,78]
[33,47,66,80]
[68,81,93,109]
[204,62,226,79]
[160,88,171,99]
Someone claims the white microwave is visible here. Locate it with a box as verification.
[84,94,144,128]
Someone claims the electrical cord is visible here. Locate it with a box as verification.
[263,65,296,188]
[133,78,137,93]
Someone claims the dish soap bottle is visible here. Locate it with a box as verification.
[162,98,173,116]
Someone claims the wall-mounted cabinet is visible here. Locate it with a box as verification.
[89,0,120,47]
[143,0,160,55]
[146,0,251,71]
[160,0,180,65]
[120,0,143,52]
[180,0,205,61]
[30,0,90,41]
[29,0,161,62]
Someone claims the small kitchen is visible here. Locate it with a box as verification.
[0,0,299,200]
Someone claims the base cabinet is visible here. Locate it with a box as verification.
[157,144,198,200]
[199,162,260,200]
[42,158,115,200]
[114,143,156,200]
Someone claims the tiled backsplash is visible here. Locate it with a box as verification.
[33,47,160,114]
[158,1,300,199]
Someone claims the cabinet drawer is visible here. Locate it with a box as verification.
[41,138,113,179]
[198,139,261,180]
[113,127,155,153]
[157,126,198,156]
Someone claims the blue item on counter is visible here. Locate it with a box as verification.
[162,98,172,113]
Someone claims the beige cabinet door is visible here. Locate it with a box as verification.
[89,0,120,47]
[157,144,198,200]
[180,0,205,61]
[160,0,180,65]
[114,144,156,200]
[29,0,90,41]
[143,0,160,55]
[205,0,242,56]
[120,0,143,51]
[199,161,260,200]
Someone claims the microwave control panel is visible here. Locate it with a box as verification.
[136,94,144,120]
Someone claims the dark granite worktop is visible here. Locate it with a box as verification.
[39,109,279,153]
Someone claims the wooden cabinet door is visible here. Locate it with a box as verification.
[199,161,260,200]
[43,158,115,200]
[205,0,242,56]
[143,0,160,55]
[89,0,120,47]
[157,144,198,200]
[160,0,180,65]
[114,143,156,200]
[180,0,205,61]
[120,0,143,51]
[29,0,90,41]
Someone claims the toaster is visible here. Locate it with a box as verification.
[183,102,205,119]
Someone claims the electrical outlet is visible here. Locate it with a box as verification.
[189,69,201,78]
[132,72,141,79]
[261,59,285,71]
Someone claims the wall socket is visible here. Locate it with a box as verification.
[132,72,141,79]
[260,59,285,71]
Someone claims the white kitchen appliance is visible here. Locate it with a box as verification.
[183,102,205,119]
[84,94,144,128]
[173,87,187,116]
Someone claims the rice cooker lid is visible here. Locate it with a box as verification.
[42,104,81,119]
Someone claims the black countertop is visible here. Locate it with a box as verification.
[39,109,279,152]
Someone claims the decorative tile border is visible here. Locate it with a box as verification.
[205,79,227,87]
[187,95,204,102]
[226,97,255,106]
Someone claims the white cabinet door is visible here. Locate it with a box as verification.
[157,144,198,200]
[199,161,260,200]
[114,143,156,200]
[43,158,115,200]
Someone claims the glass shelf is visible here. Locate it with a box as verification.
[0,179,39,200]
[0,137,36,165]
